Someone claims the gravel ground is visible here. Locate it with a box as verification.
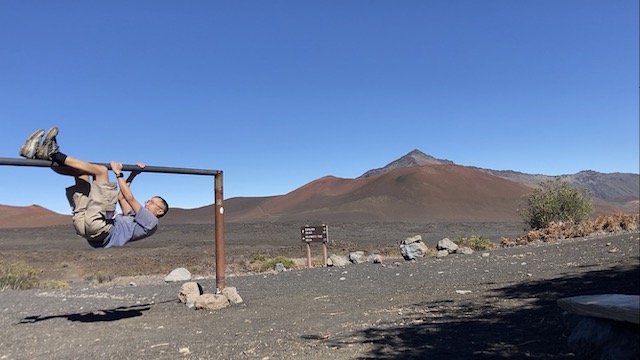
[1,229,638,360]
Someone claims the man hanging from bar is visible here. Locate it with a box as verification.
[18,128,169,248]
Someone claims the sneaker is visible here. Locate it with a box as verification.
[36,127,60,160]
[19,129,45,159]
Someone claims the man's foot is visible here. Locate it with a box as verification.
[19,129,45,159]
[36,127,60,160]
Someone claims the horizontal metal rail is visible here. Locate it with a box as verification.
[0,157,226,292]
[0,157,221,176]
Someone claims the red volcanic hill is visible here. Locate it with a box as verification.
[217,164,534,223]
[0,205,70,228]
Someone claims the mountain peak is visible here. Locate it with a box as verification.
[359,149,455,178]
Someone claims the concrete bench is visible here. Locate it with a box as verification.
[558,294,639,359]
[558,294,640,324]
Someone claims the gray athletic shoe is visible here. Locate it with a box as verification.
[19,129,45,159]
[36,127,60,160]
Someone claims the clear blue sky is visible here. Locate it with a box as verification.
[1,0,638,214]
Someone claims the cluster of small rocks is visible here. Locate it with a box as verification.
[400,235,473,260]
[327,251,383,267]
[322,234,474,267]
[164,267,244,311]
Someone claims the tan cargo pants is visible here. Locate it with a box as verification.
[65,180,118,243]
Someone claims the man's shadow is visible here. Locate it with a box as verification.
[18,303,157,324]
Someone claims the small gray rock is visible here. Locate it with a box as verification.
[274,263,286,272]
[178,282,203,306]
[402,235,422,244]
[329,254,349,267]
[367,254,383,264]
[164,267,192,282]
[194,293,229,311]
[221,286,243,304]
[349,251,366,264]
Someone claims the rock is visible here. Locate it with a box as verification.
[328,254,349,267]
[367,254,383,263]
[437,238,458,253]
[349,251,366,264]
[403,235,422,244]
[164,267,192,282]
[194,293,229,311]
[457,246,474,255]
[436,249,449,258]
[400,240,429,260]
[178,282,203,306]
[274,263,286,273]
[222,286,243,304]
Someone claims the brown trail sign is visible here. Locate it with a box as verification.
[301,224,328,267]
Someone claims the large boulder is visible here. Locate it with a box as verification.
[400,235,429,260]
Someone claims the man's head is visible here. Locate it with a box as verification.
[145,196,169,218]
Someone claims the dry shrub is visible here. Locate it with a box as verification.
[590,213,639,232]
[0,261,42,290]
[501,213,639,247]
[84,271,114,284]
[426,247,439,257]
[41,280,71,289]
[453,235,498,251]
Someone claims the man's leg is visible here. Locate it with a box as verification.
[51,165,91,177]
[65,172,115,242]
[60,156,110,183]
[66,176,92,238]
[36,127,110,184]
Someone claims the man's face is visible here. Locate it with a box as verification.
[145,197,165,217]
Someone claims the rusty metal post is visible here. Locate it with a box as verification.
[214,171,225,292]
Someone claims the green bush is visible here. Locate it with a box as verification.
[453,235,496,250]
[258,256,295,272]
[0,261,42,290]
[517,178,593,230]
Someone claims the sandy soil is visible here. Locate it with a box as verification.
[0,222,638,359]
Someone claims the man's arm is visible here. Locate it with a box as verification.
[112,161,143,214]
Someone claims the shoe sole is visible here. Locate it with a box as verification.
[37,127,59,159]
[19,129,45,159]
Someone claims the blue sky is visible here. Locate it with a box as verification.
[1,0,638,215]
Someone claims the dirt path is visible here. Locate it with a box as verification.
[1,231,638,359]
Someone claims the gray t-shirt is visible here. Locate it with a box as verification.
[101,207,158,248]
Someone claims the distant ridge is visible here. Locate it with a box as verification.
[472,167,640,213]
[359,149,454,178]
[2,149,638,227]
